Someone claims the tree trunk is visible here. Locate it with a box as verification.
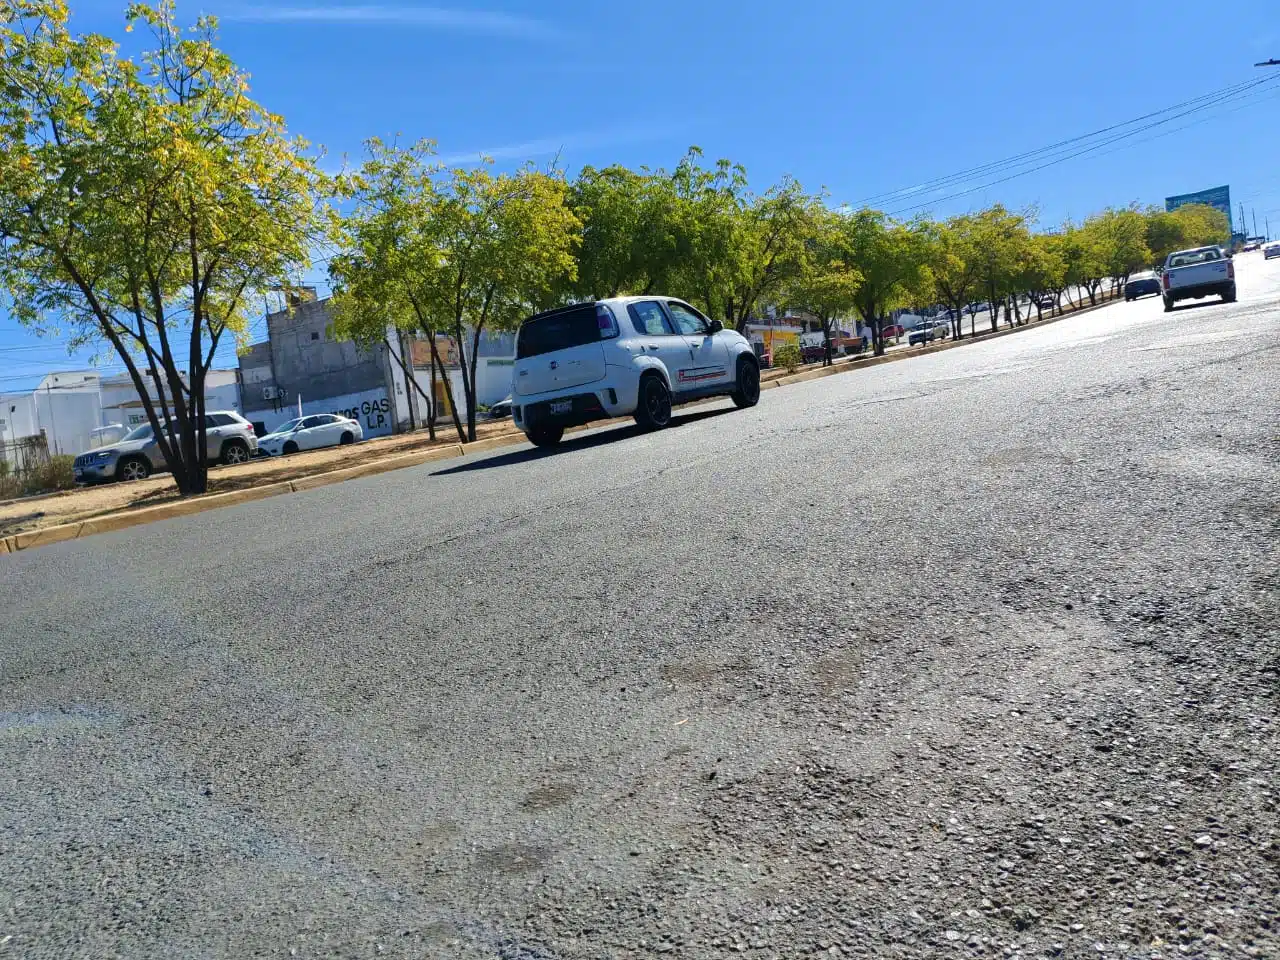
[426,345,437,442]
[424,330,465,442]
[193,370,210,494]
[466,326,484,443]
[822,315,834,367]
[989,287,999,334]
[385,335,438,440]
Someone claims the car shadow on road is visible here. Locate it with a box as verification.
[431,406,736,476]
[1167,298,1234,312]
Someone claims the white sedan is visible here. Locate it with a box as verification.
[258,414,363,456]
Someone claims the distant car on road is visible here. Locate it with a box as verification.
[259,414,363,456]
[487,397,514,420]
[908,322,947,346]
[1265,242,1280,261]
[511,297,760,449]
[881,324,905,341]
[1124,272,1162,301]
[1161,246,1235,312]
[73,411,257,484]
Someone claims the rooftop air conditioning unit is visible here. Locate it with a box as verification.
[262,386,282,401]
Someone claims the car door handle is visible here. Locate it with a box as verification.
[647,345,660,352]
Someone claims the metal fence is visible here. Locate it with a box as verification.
[0,431,52,476]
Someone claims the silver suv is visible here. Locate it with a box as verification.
[73,411,258,483]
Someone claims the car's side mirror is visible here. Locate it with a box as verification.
[708,319,724,333]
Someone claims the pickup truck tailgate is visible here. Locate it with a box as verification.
[1167,260,1230,290]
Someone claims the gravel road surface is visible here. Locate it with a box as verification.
[2,258,1277,959]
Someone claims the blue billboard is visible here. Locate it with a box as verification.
[1165,185,1233,233]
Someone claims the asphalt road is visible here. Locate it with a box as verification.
[2,258,1278,960]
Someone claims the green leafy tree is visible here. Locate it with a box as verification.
[1016,233,1067,322]
[332,146,579,443]
[328,138,465,442]
[843,210,933,356]
[1145,203,1230,265]
[569,164,681,298]
[970,206,1032,330]
[0,0,322,494]
[429,164,579,441]
[926,214,983,339]
[669,148,813,331]
[1087,206,1151,289]
[783,207,862,364]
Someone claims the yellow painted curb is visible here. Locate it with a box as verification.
[75,481,296,540]
[460,435,521,454]
[0,536,10,554]
[12,522,86,551]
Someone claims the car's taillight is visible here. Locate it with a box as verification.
[1162,272,1170,290]
[1227,261,1235,280]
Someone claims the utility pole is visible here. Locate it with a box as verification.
[1252,208,1258,238]
[1239,201,1247,237]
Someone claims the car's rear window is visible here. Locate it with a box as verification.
[1168,249,1221,268]
[517,304,617,359]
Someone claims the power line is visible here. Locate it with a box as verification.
[886,76,1280,216]
[861,75,1275,207]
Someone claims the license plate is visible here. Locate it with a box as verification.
[550,400,572,415]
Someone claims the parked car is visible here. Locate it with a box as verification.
[258,414,363,456]
[511,297,760,449]
[1124,271,1162,301]
[1037,294,1057,310]
[1265,242,1280,261]
[881,324,905,341]
[487,397,514,419]
[1160,246,1235,311]
[801,343,828,364]
[73,411,257,484]
[908,321,947,346]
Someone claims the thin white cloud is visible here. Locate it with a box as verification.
[225,5,562,40]
[435,123,673,167]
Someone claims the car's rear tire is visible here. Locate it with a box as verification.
[340,431,354,445]
[731,356,761,409]
[634,373,672,430]
[1163,297,1174,313]
[1223,286,1236,304]
[528,426,563,449]
[220,439,250,466]
[283,440,299,455]
[116,456,150,482]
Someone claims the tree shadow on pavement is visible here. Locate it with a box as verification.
[431,406,736,476]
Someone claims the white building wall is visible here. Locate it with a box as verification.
[2,369,242,457]
[244,386,394,439]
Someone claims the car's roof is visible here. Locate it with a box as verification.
[521,296,696,325]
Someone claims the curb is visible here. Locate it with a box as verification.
[2,294,1118,556]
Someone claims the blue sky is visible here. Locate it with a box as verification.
[3,0,1279,390]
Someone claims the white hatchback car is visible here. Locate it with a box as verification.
[258,413,363,456]
[512,297,761,447]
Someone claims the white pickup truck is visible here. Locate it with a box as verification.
[1161,245,1235,312]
